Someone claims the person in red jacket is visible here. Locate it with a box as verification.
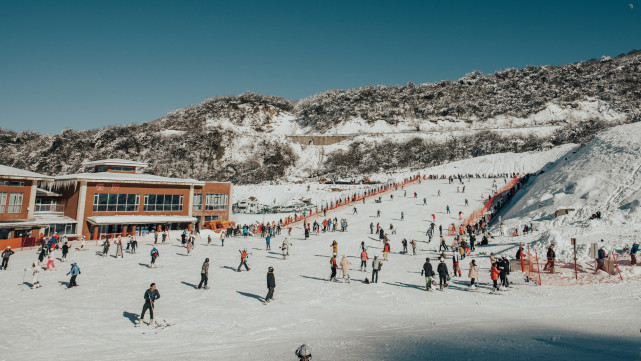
[491,262,500,291]
[360,249,368,271]
[330,254,338,281]
[237,249,250,272]
[383,241,390,261]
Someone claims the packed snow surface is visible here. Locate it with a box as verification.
[1,138,639,359]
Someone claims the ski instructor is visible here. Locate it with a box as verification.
[140,283,160,325]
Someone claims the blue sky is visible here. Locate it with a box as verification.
[0,1,639,133]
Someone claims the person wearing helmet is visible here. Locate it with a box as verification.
[0,246,14,270]
[264,266,275,304]
[295,344,311,360]
[198,258,210,289]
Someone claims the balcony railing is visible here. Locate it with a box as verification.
[34,204,65,213]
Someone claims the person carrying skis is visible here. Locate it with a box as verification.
[543,244,555,273]
[421,258,435,291]
[264,266,276,304]
[198,258,209,289]
[150,247,159,268]
[66,262,80,288]
[0,246,14,270]
[437,258,449,291]
[140,283,160,325]
[340,255,351,283]
[330,253,338,281]
[360,248,368,271]
[26,261,41,288]
[468,259,478,288]
[371,256,381,283]
[238,249,251,272]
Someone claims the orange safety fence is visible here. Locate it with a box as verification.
[281,174,424,229]
[463,176,521,227]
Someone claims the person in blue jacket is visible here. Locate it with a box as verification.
[150,247,159,268]
[596,246,607,273]
[631,243,638,266]
[67,262,80,288]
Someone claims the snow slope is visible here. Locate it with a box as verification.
[1,148,639,360]
[498,122,641,264]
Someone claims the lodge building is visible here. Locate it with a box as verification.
[0,159,231,248]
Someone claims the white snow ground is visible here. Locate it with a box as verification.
[1,134,641,360]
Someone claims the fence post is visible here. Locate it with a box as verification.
[611,251,623,281]
[534,249,542,286]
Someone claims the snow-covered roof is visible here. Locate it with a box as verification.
[86,215,197,225]
[36,188,62,197]
[54,172,205,186]
[82,159,148,168]
[0,164,53,181]
[0,215,77,229]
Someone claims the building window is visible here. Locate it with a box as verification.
[205,194,228,210]
[0,181,25,186]
[7,193,23,213]
[96,166,108,172]
[144,194,183,212]
[0,193,6,213]
[111,166,134,172]
[35,198,58,212]
[204,215,219,221]
[193,194,203,211]
[93,193,140,212]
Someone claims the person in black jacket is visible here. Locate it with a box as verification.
[437,258,449,291]
[140,283,160,325]
[501,256,511,287]
[543,244,555,273]
[420,258,435,291]
[265,267,276,304]
[198,258,209,289]
[1,247,14,270]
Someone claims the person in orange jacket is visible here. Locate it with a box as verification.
[490,262,501,292]
[383,241,390,261]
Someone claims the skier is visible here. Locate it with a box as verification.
[630,242,638,265]
[26,261,41,288]
[150,247,159,268]
[596,247,607,273]
[264,266,276,304]
[468,259,478,288]
[266,235,271,250]
[401,211,404,221]
[437,258,449,291]
[402,239,408,254]
[353,206,358,214]
[139,283,160,326]
[371,256,381,283]
[102,239,110,255]
[376,209,381,218]
[281,241,288,260]
[331,240,338,255]
[198,258,209,289]
[295,344,312,361]
[329,253,338,281]
[420,258,435,291]
[340,255,351,282]
[543,244,555,273]
[423,197,427,206]
[131,237,138,253]
[237,249,251,272]
[284,237,290,256]
[360,248,368,271]
[0,246,14,270]
[446,205,450,214]
[186,237,194,255]
[501,256,510,287]
[61,242,69,262]
[66,262,80,288]
[439,236,448,251]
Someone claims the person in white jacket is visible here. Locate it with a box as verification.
[26,262,41,288]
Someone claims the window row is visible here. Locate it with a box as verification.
[0,181,25,187]
[0,192,23,213]
[93,194,140,212]
[193,194,228,211]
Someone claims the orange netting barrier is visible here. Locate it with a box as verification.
[281,174,424,229]
[463,176,520,227]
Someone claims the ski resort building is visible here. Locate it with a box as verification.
[0,165,77,249]
[0,159,232,245]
